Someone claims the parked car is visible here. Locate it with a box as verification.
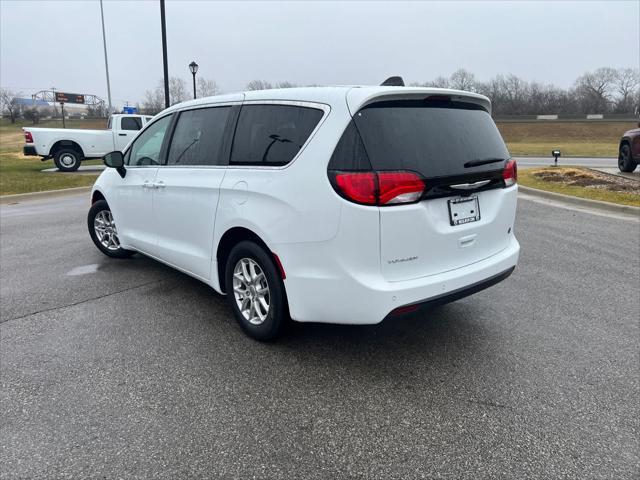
[88,86,520,340]
[23,114,154,172]
[618,123,640,173]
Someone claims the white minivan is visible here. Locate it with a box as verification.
[88,85,520,340]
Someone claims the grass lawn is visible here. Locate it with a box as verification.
[0,118,104,195]
[519,167,640,207]
[496,121,635,158]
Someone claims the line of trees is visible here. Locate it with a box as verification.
[412,67,639,116]
[139,77,220,114]
[238,67,639,116]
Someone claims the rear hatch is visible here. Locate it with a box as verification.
[328,93,517,281]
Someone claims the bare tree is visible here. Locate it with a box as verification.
[574,67,617,113]
[197,77,220,97]
[430,76,451,89]
[246,80,273,91]
[502,74,529,115]
[141,82,165,115]
[449,69,476,91]
[613,68,640,113]
[275,81,297,89]
[0,88,21,123]
[169,77,188,105]
[23,107,40,124]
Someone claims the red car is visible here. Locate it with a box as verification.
[619,123,640,172]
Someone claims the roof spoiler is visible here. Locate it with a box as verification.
[380,76,405,87]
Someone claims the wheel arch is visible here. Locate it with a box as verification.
[91,189,106,204]
[216,226,279,294]
[49,140,84,158]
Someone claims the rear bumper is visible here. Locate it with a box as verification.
[281,236,520,324]
[384,265,515,319]
[23,145,38,156]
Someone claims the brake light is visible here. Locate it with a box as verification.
[332,171,424,206]
[24,131,33,143]
[503,159,517,187]
[335,172,377,205]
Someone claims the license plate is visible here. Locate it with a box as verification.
[448,196,480,226]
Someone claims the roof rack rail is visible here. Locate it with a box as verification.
[380,76,405,87]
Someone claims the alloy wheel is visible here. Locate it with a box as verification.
[232,258,270,325]
[93,210,120,251]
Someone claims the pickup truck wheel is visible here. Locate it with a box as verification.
[88,200,135,258]
[225,241,288,341]
[54,148,81,172]
[618,144,637,173]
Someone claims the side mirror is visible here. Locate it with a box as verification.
[103,151,126,178]
[103,151,123,168]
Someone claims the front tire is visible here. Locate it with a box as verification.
[224,241,288,341]
[54,148,81,172]
[618,143,637,173]
[87,200,134,258]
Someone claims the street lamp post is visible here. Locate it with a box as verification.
[189,61,199,99]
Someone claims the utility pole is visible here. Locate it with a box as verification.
[99,0,113,114]
[160,0,170,108]
[51,87,57,117]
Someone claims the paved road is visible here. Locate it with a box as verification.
[1,192,638,479]
[514,156,617,168]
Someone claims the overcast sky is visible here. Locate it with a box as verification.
[1,0,638,108]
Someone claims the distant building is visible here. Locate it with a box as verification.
[13,98,50,108]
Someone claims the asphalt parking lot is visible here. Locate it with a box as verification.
[1,192,638,479]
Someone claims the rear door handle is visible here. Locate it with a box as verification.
[154,181,166,189]
[118,133,127,136]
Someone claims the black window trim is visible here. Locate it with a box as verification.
[123,112,175,168]
[161,103,241,168]
[227,100,330,170]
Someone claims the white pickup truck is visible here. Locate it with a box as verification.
[23,114,153,172]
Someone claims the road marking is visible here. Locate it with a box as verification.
[67,264,100,276]
[518,193,640,223]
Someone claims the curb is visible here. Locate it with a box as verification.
[518,185,640,215]
[0,186,91,205]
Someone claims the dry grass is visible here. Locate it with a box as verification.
[0,119,105,195]
[496,121,635,158]
[519,167,640,207]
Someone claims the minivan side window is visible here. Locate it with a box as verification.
[166,107,231,166]
[126,115,172,166]
[121,117,143,131]
[230,104,323,166]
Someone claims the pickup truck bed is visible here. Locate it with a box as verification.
[23,114,153,171]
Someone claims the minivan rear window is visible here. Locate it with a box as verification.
[330,99,510,178]
[230,104,323,166]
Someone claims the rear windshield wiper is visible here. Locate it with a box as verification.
[464,158,506,168]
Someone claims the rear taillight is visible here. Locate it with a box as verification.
[503,159,517,187]
[334,172,377,205]
[378,172,425,204]
[24,131,33,143]
[331,171,425,206]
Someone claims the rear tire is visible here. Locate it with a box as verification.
[54,148,81,172]
[87,200,135,258]
[224,241,287,341]
[618,143,637,173]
